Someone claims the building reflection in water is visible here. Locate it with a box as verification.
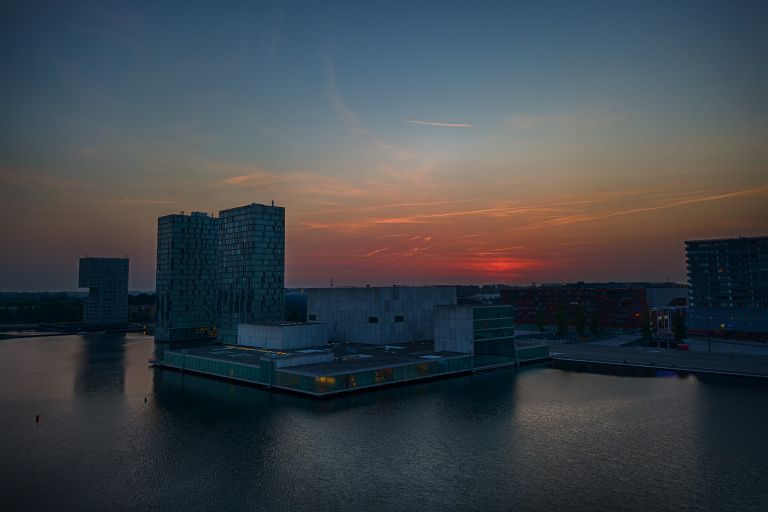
[74,332,127,395]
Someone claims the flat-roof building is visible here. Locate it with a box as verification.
[78,257,129,325]
[237,322,328,350]
[306,286,457,345]
[217,203,285,343]
[434,305,517,366]
[686,236,768,337]
[500,282,687,331]
[155,212,218,342]
[153,203,285,343]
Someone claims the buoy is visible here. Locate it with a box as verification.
[35,414,39,423]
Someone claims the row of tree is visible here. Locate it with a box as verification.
[536,304,687,341]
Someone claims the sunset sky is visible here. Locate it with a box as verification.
[1,1,766,290]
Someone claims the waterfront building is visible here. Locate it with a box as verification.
[217,203,285,343]
[155,212,218,342]
[434,305,517,366]
[500,282,687,330]
[306,286,457,345]
[237,322,328,350]
[686,236,768,337]
[78,257,129,325]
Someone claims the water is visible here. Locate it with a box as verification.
[1,333,767,511]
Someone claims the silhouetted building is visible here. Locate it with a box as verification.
[306,286,456,344]
[216,203,285,343]
[686,236,768,337]
[500,282,687,330]
[154,203,285,343]
[78,257,129,325]
[155,212,218,342]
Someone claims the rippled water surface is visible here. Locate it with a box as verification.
[1,333,767,511]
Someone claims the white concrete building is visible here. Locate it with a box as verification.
[433,305,475,353]
[434,305,516,357]
[306,286,457,345]
[237,322,328,350]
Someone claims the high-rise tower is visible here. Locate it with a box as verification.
[79,257,129,325]
[216,203,285,343]
[155,212,218,342]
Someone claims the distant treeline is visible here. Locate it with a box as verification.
[0,292,158,324]
[456,284,511,297]
[0,293,84,323]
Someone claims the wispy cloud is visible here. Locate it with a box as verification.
[406,120,473,128]
[220,169,366,198]
[528,185,768,229]
[392,246,431,257]
[373,206,556,224]
[364,247,389,257]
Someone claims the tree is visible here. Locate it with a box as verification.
[572,303,586,339]
[556,303,568,337]
[589,312,601,338]
[672,311,687,342]
[640,309,652,339]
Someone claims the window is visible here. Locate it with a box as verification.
[308,314,316,321]
[394,315,404,322]
[368,316,378,323]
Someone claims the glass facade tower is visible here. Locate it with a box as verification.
[155,212,219,342]
[216,203,285,343]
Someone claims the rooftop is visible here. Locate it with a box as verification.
[281,341,467,377]
[166,341,468,376]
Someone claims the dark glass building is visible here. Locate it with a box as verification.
[217,203,285,343]
[155,212,218,342]
[686,236,768,337]
[78,257,129,325]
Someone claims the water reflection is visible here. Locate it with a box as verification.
[4,334,768,511]
[74,332,127,395]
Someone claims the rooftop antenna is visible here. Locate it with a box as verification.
[330,277,334,288]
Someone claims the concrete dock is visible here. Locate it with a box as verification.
[551,343,768,379]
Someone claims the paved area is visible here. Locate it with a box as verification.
[686,337,768,356]
[551,343,768,378]
[584,334,640,347]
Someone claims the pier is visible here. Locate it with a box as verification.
[550,343,768,379]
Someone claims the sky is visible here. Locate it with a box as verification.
[1,0,766,291]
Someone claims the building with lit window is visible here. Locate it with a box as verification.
[155,212,218,342]
[217,203,285,343]
[306,286,457,345]
[78,257,129,325]
[686,236,768,338]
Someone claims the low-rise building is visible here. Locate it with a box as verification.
[434,305,517,366]
[237,322,328,350]
[500,282,687,331]
[306,286,457,345]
